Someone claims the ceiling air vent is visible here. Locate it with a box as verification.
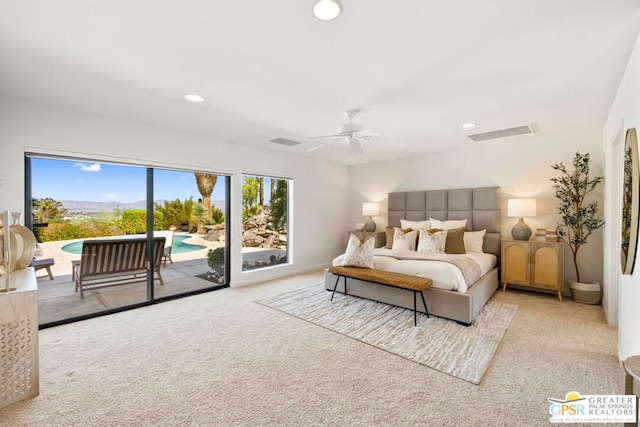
[269,138,303,147]
[467,124,535,142]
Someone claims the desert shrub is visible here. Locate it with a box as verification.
[38,221,121,242]
[155,198,195,229]
[119,210,164,235]
[205,247,226,283]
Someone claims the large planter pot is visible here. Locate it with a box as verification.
[568,280,601,305]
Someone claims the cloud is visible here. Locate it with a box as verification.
[73,162,101,172]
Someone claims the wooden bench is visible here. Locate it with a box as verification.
[30,258,55,280]
[328,266,433,326]
[74,237,166,299]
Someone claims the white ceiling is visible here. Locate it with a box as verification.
[1,1,639,165]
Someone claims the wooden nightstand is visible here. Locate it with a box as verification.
[347,230,386,248]
[501,239,564,301]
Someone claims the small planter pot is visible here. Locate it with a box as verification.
[568,280,601,305]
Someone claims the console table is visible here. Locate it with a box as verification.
[0,267,39,408]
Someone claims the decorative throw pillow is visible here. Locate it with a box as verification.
[430,218,468,230]
[392,228,418,251]
[464,229,486,253]
[400,219,431,230]
[386,227,413,249]
[417,228,448,254]
[444,227,466,254]
[342,234,375,268]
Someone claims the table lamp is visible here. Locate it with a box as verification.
[507,198,536,240]
[362,202,379,232]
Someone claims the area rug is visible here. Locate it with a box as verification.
[256,283,518,384]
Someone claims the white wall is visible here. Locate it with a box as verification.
[604,33,640,360]
[0,96,349,287]
[347,125,605,298]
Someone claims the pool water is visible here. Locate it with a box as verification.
[61,235,207,255]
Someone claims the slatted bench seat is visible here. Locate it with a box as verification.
[74,237,166,299]
[328,266,433,326]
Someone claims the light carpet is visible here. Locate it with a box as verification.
[256,283,518,384]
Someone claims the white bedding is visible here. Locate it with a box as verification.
[332,250,497,293]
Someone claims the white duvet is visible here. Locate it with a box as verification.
[332,249,497,293]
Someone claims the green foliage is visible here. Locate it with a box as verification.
[155,197,195,229]
[208,206,225,225]
[270,179,288,231]
[205,247,226,283]
[550,152,605,282]
[118,210,163,235]
[242,176,260,221]
[32,197,68,223]
[191,202,207,233]
[38,221,120,242]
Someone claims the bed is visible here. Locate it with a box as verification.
[324,187,501,325]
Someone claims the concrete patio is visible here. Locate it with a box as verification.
[34,233,286,325]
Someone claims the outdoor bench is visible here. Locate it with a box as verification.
[73,237,165,299]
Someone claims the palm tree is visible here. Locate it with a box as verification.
[259,177,265,212]
[32,197,67,223]
[194,173,217,218]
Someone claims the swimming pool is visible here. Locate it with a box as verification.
[61,235,207,255]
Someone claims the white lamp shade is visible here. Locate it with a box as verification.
[507,198,537,218]
[362,202,379,216]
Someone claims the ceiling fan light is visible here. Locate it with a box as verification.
[312,0,342,21]
[349,138,363,155]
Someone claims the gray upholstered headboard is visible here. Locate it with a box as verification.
[388,187,501,257]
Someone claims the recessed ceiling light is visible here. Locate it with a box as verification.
[184,94,205,103]
[462,123,477,129]
[312,0,342,21]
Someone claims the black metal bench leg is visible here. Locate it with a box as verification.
[420,291,429,319]
[413,291,418,326]
[331,275,340,301]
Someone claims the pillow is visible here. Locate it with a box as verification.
[341,234,375,268]
[400,219,431,230]
[417,228,448,254]
[392,228,418,251]
[429,218,468,230]
[385,226,412,249]
[444,227,466,254]
[464,229,486,253]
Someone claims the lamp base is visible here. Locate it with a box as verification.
[364,216,377,232]
[511,218,532,240]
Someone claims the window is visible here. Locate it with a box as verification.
[241,174,290,271]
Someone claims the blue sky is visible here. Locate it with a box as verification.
[32,158,227,203]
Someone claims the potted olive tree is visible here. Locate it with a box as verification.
[550,152,605,304]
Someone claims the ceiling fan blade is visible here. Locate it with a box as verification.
[306,141,335,152]
[306,134,340,140]
[357,130,381,137]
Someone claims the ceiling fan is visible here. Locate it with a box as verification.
[306,109,381,155]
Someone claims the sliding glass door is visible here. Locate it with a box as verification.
[27,155,229,327]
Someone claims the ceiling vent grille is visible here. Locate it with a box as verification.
[269,138,302,147]
[467,124,535,142]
